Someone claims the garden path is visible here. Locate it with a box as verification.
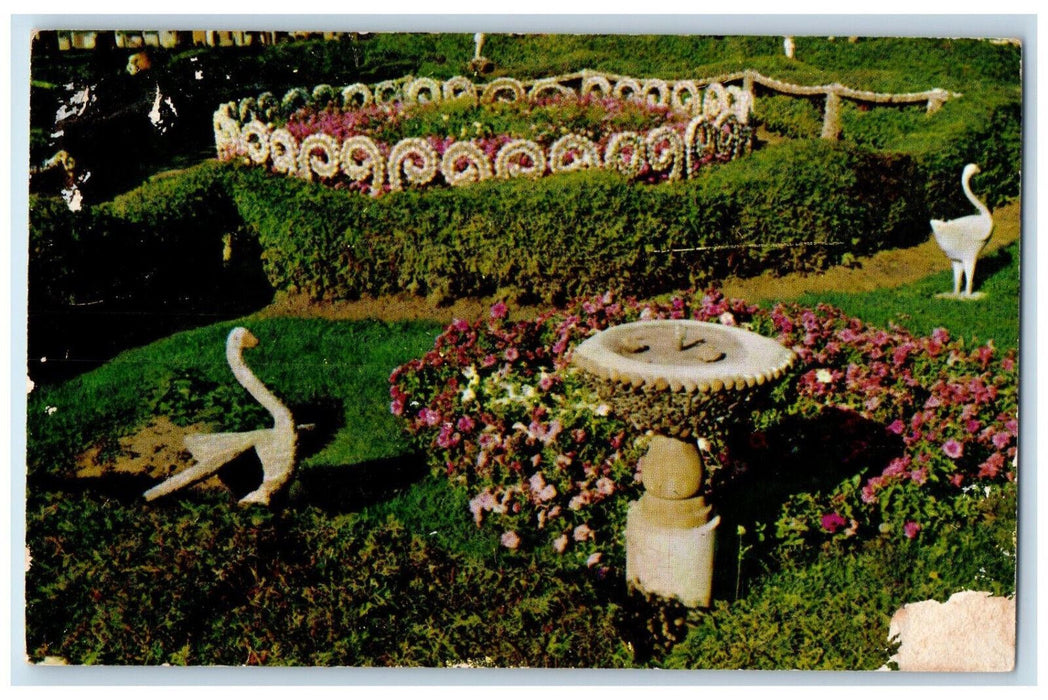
[255,200,1020,323]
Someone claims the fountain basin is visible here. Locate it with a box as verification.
[573,320,796,437]
[571,319,795,607]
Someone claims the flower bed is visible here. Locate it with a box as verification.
[390,290,1017,565]
[214,73,755,195]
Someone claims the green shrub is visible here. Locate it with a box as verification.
[663,480,1016,670]
[25,488,633,666]
[227,138,926,304]
[754,94,822,139]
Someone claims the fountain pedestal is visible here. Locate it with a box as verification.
[572,319,794,608]
[626,435,719,606]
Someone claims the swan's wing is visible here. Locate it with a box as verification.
[184,431,261,466]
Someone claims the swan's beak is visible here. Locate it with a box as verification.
[242,330,260,348]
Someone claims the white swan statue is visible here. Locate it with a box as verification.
[930,163,994,297]
[144,327,296,506]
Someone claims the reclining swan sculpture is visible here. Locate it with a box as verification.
[931,163,994,297]
[144,327,296,506]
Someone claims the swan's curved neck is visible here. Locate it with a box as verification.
[963,168,991,219]
[228,340,293,427]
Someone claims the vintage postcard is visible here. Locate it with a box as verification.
[19,22,1025,676]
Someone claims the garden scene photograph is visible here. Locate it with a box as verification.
[18,22,1025,674]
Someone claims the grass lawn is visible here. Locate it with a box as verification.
[789,240,1020,353]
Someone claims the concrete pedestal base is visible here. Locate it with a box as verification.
[625,501,720,608]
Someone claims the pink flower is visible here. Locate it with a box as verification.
[573,523,594,541]
[821,512,847,533]
[992,431,1011,450]
[978,452,1005,478]
[586,552,603,568]
[886,419,906,435]
[504,347,519,362]
[419,407,441,427]
[457,415,476,433]
[451,318,470,333]
[903,521,921,539]
[553,534,569,554]
[500,531,521,549]
[942,439,963,459]
[490,301,508,320]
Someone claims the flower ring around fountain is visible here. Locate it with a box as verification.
[572,320,795,607]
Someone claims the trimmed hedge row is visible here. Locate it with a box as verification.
[31,120,1014,312]
[225,138,926,304]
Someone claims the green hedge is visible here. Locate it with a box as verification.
[225,139,926,304]
[29,125,1014,311]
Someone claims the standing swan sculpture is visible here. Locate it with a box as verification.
[144,327,296,506]
[931,163,994,297]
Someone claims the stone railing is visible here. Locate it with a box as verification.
[713,69,959,140]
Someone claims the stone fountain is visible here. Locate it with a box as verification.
[572,319,795,607]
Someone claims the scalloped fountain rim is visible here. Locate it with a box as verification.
[572,319,796,394]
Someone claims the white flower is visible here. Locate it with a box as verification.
[641,78,670,106]
[815,368,833,383]
[480,77,525,104]
[549,133,600,174]
[440,141,493,187]
[338,83,371,109]
[612,77,642,101]
[45,405,58,415]
[461,387,476,403]
[671,80,701,114]
[527,78,574,101]
[340,135,385,196]
[595,404,611,417]
[240,120,271,165]
[212,102,240,159]
[604,131,646,179]
[268,128,298,176]
[645,126,684,181]
[494,139,546,180]
[441,76,477,103]
[373,80,401,105]
[297,132,341,181]
[405,77,442,104]
[703,82,730,120]
[387,137,439,191]
[580,74,612,98]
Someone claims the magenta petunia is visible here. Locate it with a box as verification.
[942,439,963,459]
[821,512,847,533]
[903,521,921,539]
[886,419,906,435]
[490,300,508,320]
